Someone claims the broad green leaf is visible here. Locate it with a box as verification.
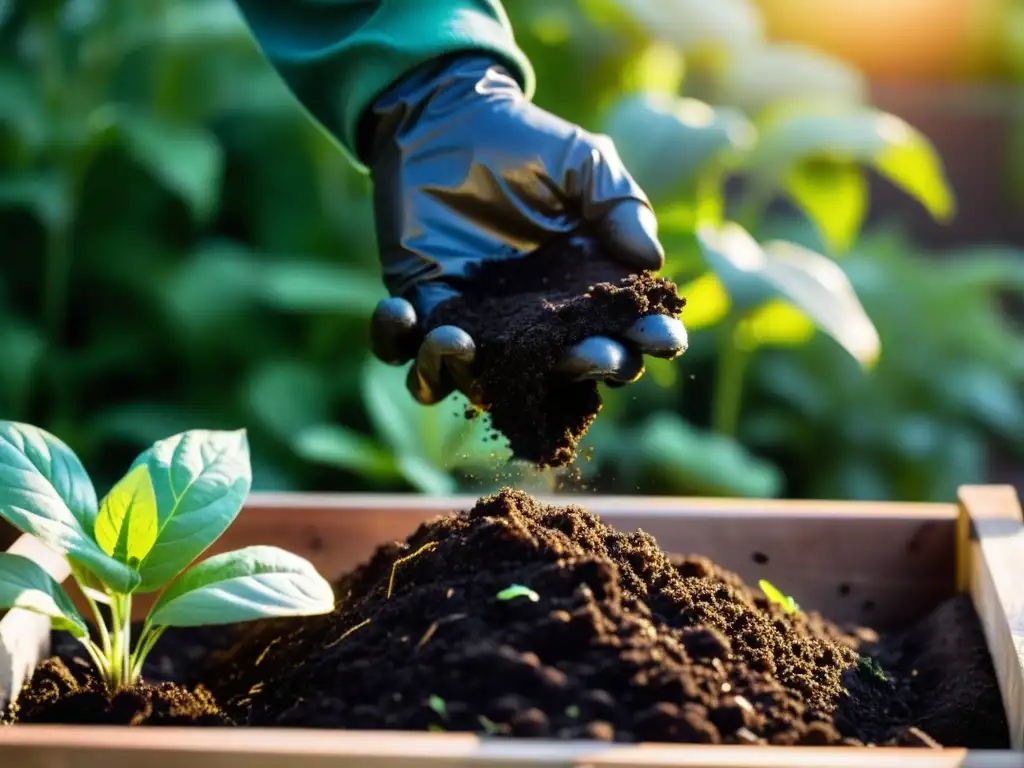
[611,0,764,54]
[604,93,755,205]
[129,429,252,592]
[715,43,866,116]
[292,424,400,482]
[696,224,880,367]
[247,361,329,441]
[0,66,49,153]
[784,159,867,253]
[635,413,783,497]
[91,107,223,222]
[258,261,386,316]
[0,422,139,593]
[163,242,261,339]
[747,104,953,223]
[95,464,158,565]
[0,173,71,228]
[148,545,334,628]
[736,299,816,350]
[0,553,87,637]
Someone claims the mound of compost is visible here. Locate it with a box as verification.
[427,234,686,468]
[9,489,1008,747]
[187,487,1001,746]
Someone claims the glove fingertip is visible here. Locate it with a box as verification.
[371,297,420,364]
[600,200,665,272]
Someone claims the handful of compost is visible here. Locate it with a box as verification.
[365,56,689,466]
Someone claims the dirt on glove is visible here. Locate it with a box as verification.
[427,235,686,468]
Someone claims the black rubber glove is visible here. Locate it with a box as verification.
[361,54,688,405]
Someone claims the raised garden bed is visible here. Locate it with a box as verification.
[1,485,1022,766]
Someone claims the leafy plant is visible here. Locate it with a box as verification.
[0,421,334,689]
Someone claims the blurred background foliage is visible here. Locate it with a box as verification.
[0,0,1021,502]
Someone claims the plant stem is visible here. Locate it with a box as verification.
[711,315,750,437]
[79,637,110,679]
[120,594,133,687]
[130,625,167,682]
[79,582,112,660]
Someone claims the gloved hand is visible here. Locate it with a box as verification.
[361,54,688,405]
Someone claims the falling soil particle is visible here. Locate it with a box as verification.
[427,233,686,468]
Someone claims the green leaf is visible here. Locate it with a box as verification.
[784,159,867,253]
[148,545,334,628]
[603,93,755,204]
[0,173,71,228]
[246,361,330,441]
[697,223,880,367]
[747,104,954,223]
[95,464,158,565]
[758,579,798,614]
[0,422,139,593]
[0,322,45,417]
[611,0,764,54]
[635,412,783,497]
[91,107,223,222]
[129,429,252,592]
[715,43,866,116]
[292,424,400,482]
[0,553,87,637]
[258,260,386,316]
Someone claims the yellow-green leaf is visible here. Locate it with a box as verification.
[736,299,816,349]
[872,114,954,223]
[677,272,730,330]
[784,159,867,253]
[95,464,158,565]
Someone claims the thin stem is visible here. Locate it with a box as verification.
[711,315,750,437]
[130,625,167,683]
[120,594,133,687]
[78,637,110,679]
[78,584,112,660]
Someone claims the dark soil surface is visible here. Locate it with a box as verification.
[428,234,686,468]
[8,489,1008,747]
[6,657,229,726]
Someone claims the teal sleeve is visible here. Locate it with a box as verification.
[232,0,535,168]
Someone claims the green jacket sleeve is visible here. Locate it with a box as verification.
[233,0,535,168]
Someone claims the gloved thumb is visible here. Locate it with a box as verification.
[597,200,665,272]
[566,131,665,272]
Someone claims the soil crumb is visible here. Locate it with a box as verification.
[428,233,685,468]
[7,657,230,726]
[206,488,908,744]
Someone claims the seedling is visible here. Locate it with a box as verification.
[758,579,799,614]
[0,422,335,690]
[496,584,539,602]
[428,694,448,719]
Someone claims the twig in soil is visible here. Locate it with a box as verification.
[255,638,281,667]
[416,612,468,650]
[387,541,439,599]
[325,618,371,649]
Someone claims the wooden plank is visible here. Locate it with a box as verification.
[0,728,1021,768]
[0,534,71,711]
[958,486,1024,751]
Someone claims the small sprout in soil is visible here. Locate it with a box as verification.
[858,654,890,684]
[758,579,799,614]
[0,422,335,691]
[428,694,448,719]
[565,704,580,719]
[496,584,540,602]
[427,724,445,733]
[478,715,500,734]
[387,541,439,600]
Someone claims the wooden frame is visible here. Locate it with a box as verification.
[0,487,1022,767]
